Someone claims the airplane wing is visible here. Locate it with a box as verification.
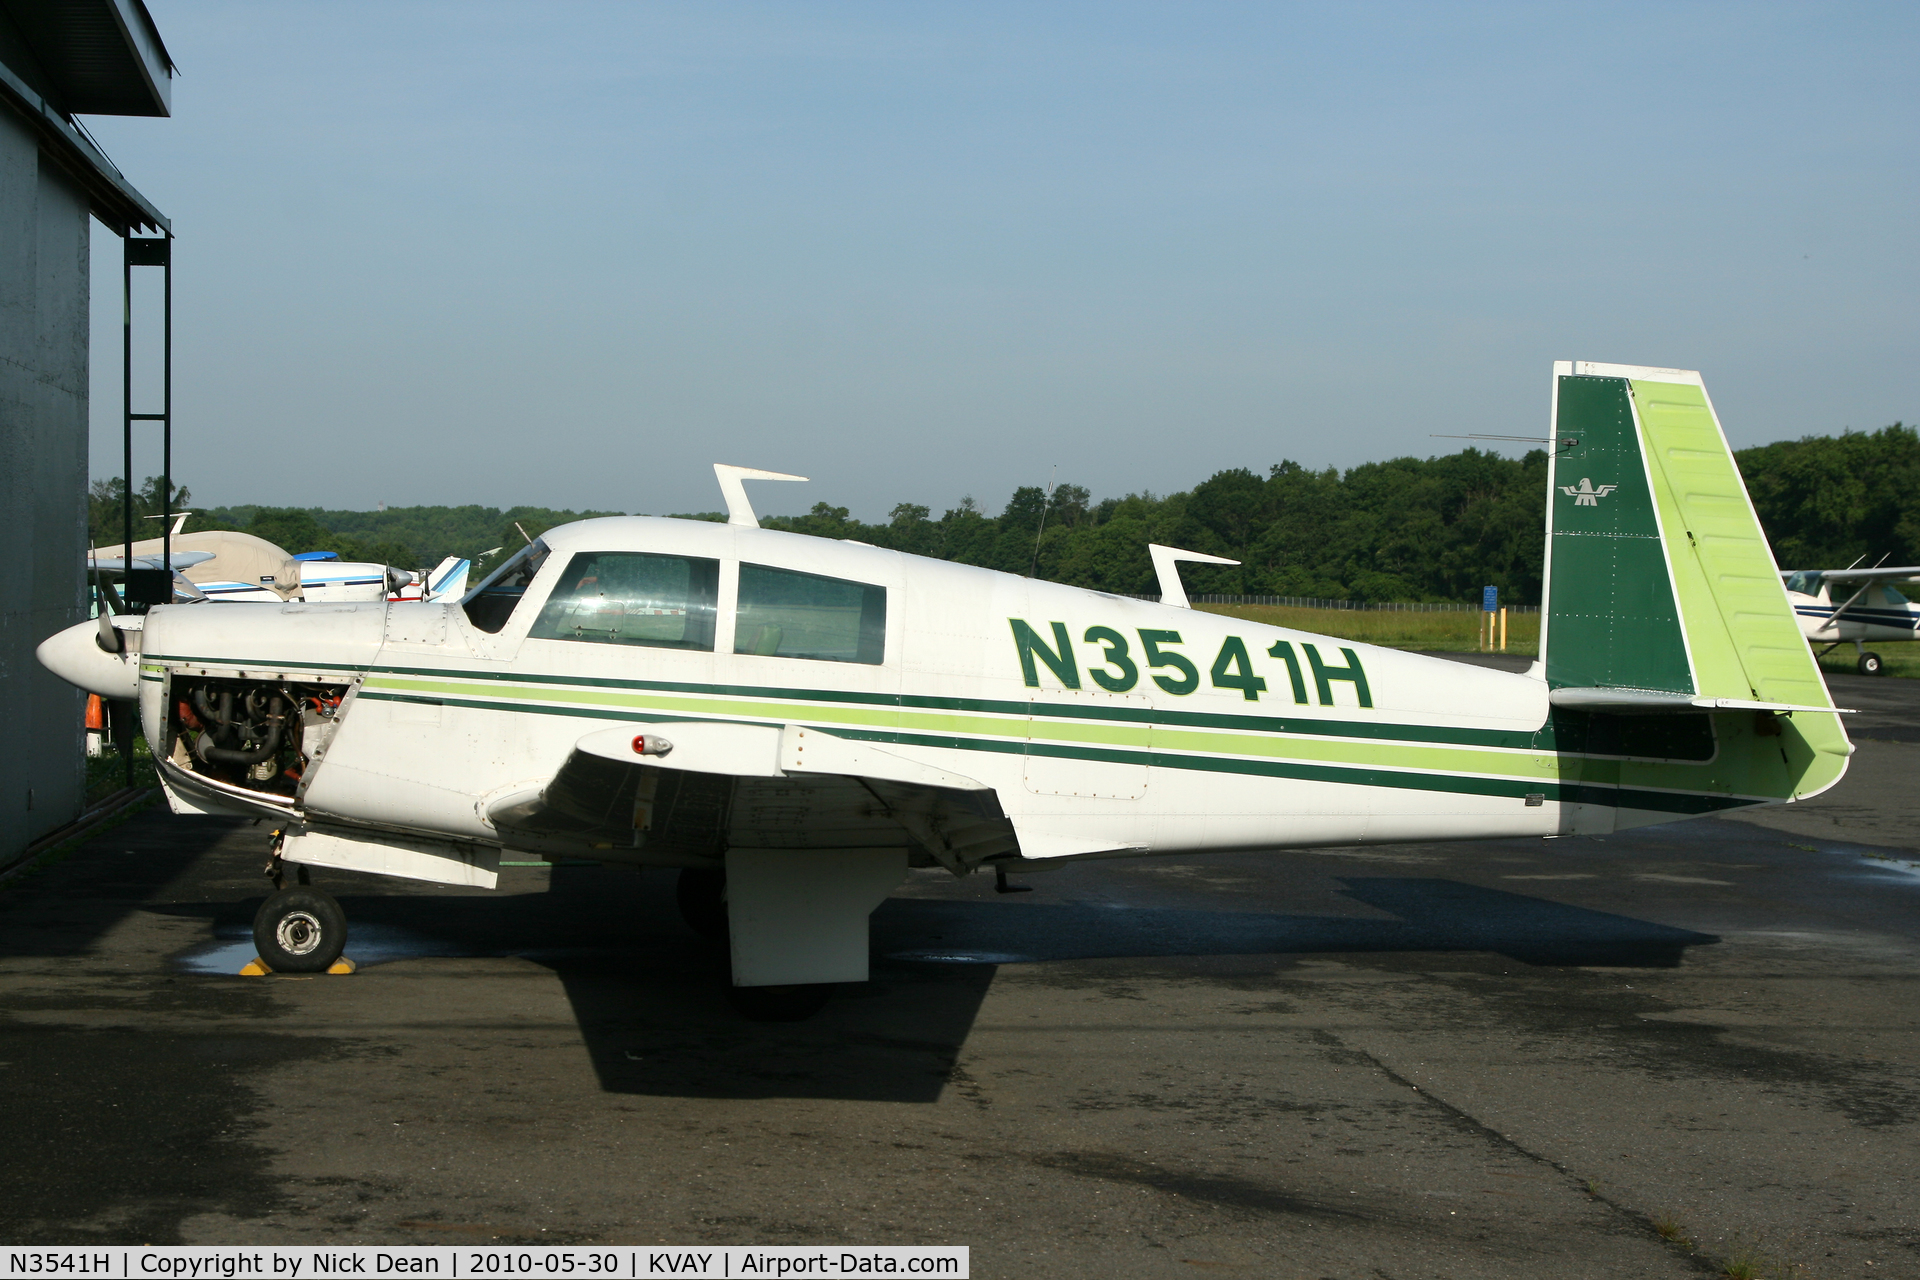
[86,550,216,574]
[1779,566,1920,583]
[487,722,1018,872]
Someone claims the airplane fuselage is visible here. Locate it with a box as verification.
[1783,572,1920,645]
[120,516,1801,870]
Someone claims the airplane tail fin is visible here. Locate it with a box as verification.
[1539,361,1850,801]
[424,556,472,602]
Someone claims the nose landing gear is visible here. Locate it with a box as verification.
[253,885,349,974]
[252,836,350,974]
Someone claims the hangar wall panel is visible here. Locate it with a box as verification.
[0,103,90,863]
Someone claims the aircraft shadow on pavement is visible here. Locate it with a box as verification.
[0,811,228,959]
[149,865,1714,1104]
[873,877,1717,972]
[558,873,1715,1101]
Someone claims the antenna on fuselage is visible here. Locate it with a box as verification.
[1148,544,1240,610]
[715,464,809,529]
[1027,465,1057,578]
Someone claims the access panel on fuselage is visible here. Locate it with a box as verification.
[1024,689,1150,799]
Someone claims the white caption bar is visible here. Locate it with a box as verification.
[0,1248,969,1280]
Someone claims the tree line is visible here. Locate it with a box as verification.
[88,422,1918,604]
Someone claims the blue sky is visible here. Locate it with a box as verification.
[86,2,1918,520]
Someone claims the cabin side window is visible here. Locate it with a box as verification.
[734,563,886,664]
[462,541,551,634]
[1784,571,1825,597]
[528,552,720,650]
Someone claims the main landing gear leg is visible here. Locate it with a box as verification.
[721,847,908,1022]
[994,865,1032,894]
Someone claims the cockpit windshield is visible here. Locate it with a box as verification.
[1784,571,1825,598]
[462,541,551,634]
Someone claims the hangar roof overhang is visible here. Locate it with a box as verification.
[0,0,171,234]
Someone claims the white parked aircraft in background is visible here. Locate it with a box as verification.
[292,551,473,605]
[1780,565,1920,675]
[91,519,471,606]
[41,363,1852,1020]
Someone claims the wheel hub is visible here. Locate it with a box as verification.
[275,910,325,956]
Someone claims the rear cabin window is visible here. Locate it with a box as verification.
[529,552,720,650]
[734,563,886,664]
[462,541,550,634]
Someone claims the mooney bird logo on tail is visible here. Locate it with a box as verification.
[1560,477,1617,506]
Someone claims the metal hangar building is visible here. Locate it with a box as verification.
[0,0,171,866]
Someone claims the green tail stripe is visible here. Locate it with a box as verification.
[1545,376,1692,693]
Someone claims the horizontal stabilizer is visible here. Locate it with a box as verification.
[1548,687,1854,715]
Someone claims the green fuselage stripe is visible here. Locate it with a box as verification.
[148,651,1554,748]
[146,650,1750,812]
[364,675,1587,781]
[355,686,1751,817]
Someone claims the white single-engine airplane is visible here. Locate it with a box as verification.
[39,363,1853,1019]
[1780,564,1920,676]
[92,521,471,606]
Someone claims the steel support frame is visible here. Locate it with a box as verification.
[121,233,171,784]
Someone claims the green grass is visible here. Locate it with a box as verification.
[1814,644,1920,680]
[6,736,162,893]
[85,735,158,804]
[1651,1213,1693,1250]
[1196,604,1539,656]
[1196,604,1920,680]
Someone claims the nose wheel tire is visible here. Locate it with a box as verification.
[253,886,348,974]
[1859,651,1885,676]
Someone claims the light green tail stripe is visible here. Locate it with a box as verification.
[1631,379,1820,704]
[1628,376,1850,797]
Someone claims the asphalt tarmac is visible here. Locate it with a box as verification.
[1,667,1916,1278]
